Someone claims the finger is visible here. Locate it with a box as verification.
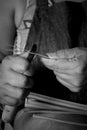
[5,70,27,88]
[46,50,68,59]
[1,84,23,99]
[23,66,35,76]
[41,58,66,69]
[41,57,56,66]
[24,70,32,76]
[41,57,80,70]
[1,96,19,106]
[47,48,78,59]
[2,55,29,73]
[46,47,87,62]
[11,56,29,73]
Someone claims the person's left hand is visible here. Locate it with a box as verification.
[41,48,87,92]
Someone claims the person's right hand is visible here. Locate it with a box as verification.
[0,52,33,107]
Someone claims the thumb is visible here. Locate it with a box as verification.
[46,50,68,59]
[41,50,67,67]
[47,48,79,59]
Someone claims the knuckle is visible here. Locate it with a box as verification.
[9,74,27,87]
[17,58,29,72]
[4,96,17,106]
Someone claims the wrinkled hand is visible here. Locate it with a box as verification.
[0,52,33,106]
[41,48,87,92]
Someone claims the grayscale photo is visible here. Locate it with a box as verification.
[0,0,87,130]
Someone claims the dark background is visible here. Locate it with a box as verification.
[31,1,87,104]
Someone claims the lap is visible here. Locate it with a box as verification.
[14,108,87,130]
